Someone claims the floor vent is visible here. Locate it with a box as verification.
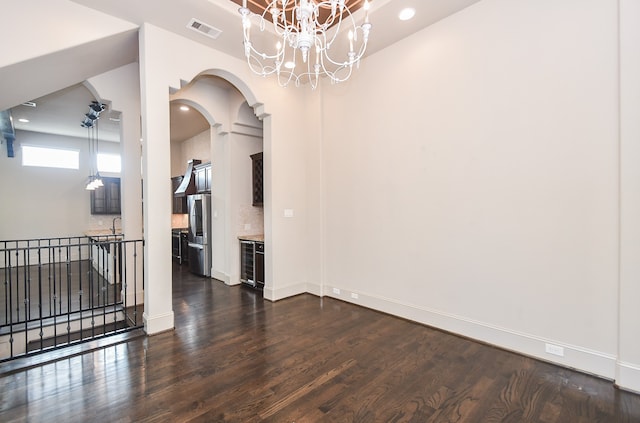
[187,18,222,40]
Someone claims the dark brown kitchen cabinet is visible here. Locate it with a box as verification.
[91,177,121,215]
[194,162,211,193]
[171,176,188,214]
[251,152,263,207]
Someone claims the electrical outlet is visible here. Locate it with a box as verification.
[350,292,359,299]
[545,343,565,357]
[332,287,340,295]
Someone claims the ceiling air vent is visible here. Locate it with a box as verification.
[187,18,222,40]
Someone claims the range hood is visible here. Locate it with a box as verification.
[174,159,201,197]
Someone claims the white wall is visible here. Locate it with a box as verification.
[228,132,263,284]
[320,0,621,380]
[0,130,121,240]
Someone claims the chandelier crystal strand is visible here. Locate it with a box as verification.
[239,0,371,89]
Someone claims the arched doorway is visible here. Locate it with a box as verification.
[168,74,265,299]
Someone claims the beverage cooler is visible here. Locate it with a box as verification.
[187,194,212,276]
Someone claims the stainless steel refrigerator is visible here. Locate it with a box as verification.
[187,194,212,276]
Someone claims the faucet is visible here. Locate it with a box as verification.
[112,216,122,235]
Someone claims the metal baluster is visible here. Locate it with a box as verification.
[15,247,21,327]
[3,242,8,326]
[66,245,71,345]
[122,241,128,325]
[78,239,83,341]
[89,238,95,339]
[22,245,28,356]
[52,245,58,347]
[37,243,44,352]
[8,244,15,359]
[25,242,31,323]
[102,241,107,332]
[112,240,116,334]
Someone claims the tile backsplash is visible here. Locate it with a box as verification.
[172,214,189,229]
[87,215,122,232]
[237,204,264,236]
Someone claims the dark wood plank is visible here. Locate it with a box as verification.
[1,263,640,422]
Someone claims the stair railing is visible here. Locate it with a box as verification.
[1,235,144,361]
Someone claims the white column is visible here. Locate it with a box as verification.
[617,0,640,393]
[120,93,144,310]
[139,25,174,334]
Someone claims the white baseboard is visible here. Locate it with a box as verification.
[211,270,230,284]
[264,282,307,302]
[616,361,640,393]
[306,282,322,297]
[143,311,174,335]
[322,285,616,380]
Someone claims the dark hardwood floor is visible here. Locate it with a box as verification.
[1,263,640,422]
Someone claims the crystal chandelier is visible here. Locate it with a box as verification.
[238,0,372,89]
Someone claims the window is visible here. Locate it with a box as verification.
[97,153,121,173]
[22,145,79,170]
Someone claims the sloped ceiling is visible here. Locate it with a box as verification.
[1,0,483,144]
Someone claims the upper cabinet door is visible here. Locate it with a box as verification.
[194,162,212,193]
[91,177,121,215]
[251,152,263,207]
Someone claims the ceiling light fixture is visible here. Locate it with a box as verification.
[81,101,106,190]
[238,0,372,89]
[18,118,29,123]
[398,7,415,21]
[180,105,190,111]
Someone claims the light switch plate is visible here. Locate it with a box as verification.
[284,209,294,218]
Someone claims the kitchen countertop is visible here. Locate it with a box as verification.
[84,230,124,240]
[238,234,264,243]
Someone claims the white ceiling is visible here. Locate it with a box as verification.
[8,0,482,144]
[12,84,122,143]
[69,0,483,63]
[11,82,211,144]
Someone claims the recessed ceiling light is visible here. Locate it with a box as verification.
[284,61,295,69]
[399,8,416,21]
[180,105,190,111]
[18,118,29,123]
